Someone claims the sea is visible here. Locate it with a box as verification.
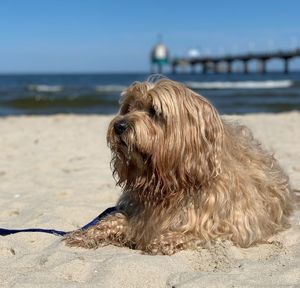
[0,72,299,116]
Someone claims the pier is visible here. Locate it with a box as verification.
[171,48,300,74]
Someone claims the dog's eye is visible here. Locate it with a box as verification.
[148,106,156,117]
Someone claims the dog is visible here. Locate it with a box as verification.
[65,78,293,255]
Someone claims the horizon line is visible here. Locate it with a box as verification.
[1,70,300,75]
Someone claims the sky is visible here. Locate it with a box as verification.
[0,0,300,73]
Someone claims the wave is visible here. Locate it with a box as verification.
[95,85,127,93]
[185,80,293,90]
[27,85,63,93]
[1,95,119,109]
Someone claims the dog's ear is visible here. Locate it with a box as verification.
[193,95,224,182]
[151,83,224,189]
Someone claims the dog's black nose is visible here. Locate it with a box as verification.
[114,119,128,135]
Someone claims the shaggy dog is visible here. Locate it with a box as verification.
[65,79,293,255]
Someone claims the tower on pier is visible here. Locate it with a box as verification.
[151,35,169,74]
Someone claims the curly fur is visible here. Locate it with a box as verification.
[65,79,294,255]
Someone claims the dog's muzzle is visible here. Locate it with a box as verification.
[114,119,128,135]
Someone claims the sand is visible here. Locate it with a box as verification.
[0,112,299,287]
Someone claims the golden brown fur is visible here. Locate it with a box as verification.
[65,79,293,255]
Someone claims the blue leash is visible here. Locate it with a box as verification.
[0,206,117,237]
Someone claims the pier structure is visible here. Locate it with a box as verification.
[171,48,300,74]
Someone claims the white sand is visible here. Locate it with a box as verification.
[0,112,299,287]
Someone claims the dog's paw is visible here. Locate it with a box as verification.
[63,213,129,249]
[63,230,106,249]
[145,240,185,255]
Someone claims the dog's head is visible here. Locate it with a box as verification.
[107,79,224,193]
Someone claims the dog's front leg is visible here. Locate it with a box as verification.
[64,213,129,249]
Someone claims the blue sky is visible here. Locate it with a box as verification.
[0,0,300,73]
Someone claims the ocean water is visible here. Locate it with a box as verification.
[0,72,300,116]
